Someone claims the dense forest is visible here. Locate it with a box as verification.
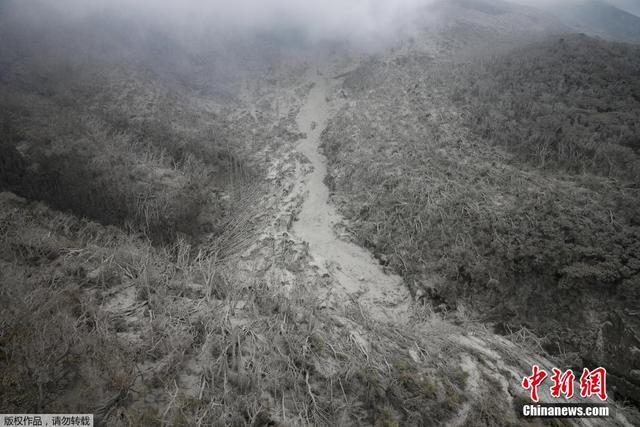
[323,33,640,403]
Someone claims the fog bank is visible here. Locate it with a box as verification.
[7,0,438,44]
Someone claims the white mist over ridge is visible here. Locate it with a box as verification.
[513,0,640,16]
[7,0,439,43]
[12,0,638,48]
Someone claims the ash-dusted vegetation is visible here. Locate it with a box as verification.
[0,2,307,245]
[0,192,474,425]
[323,34,640,403]
[0,59,254,244]
[0,4,499,425]
[450,34,640,182]
[3,0,640,424]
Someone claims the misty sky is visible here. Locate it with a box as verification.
[7,0,640,46]
[13,0,436,42]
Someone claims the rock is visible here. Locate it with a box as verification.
[350,331,370,355]
[87,265,105,281]
[376,253,390,265]
[333,316,347,328]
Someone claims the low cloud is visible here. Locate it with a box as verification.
[9,0,436,43]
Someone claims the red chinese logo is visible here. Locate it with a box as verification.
[521,365,547,402]
[521,366,607,402]
[550,368,575,399]
[579,367,608,401]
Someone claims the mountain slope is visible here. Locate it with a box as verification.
[608,0,640,16]
[540,0,640,43]
[2,0,640,423]
[322,32,640,406]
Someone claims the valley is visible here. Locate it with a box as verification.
[1,0,640,425]
[291,69,409,322]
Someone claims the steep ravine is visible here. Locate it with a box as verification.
[291,70,410,322]
[284,65,637,426]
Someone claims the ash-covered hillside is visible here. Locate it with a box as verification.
[323,29,640,406]
[0,2,308,244]
[2,0,640,425]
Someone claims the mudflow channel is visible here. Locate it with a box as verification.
[292,72,410,321]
